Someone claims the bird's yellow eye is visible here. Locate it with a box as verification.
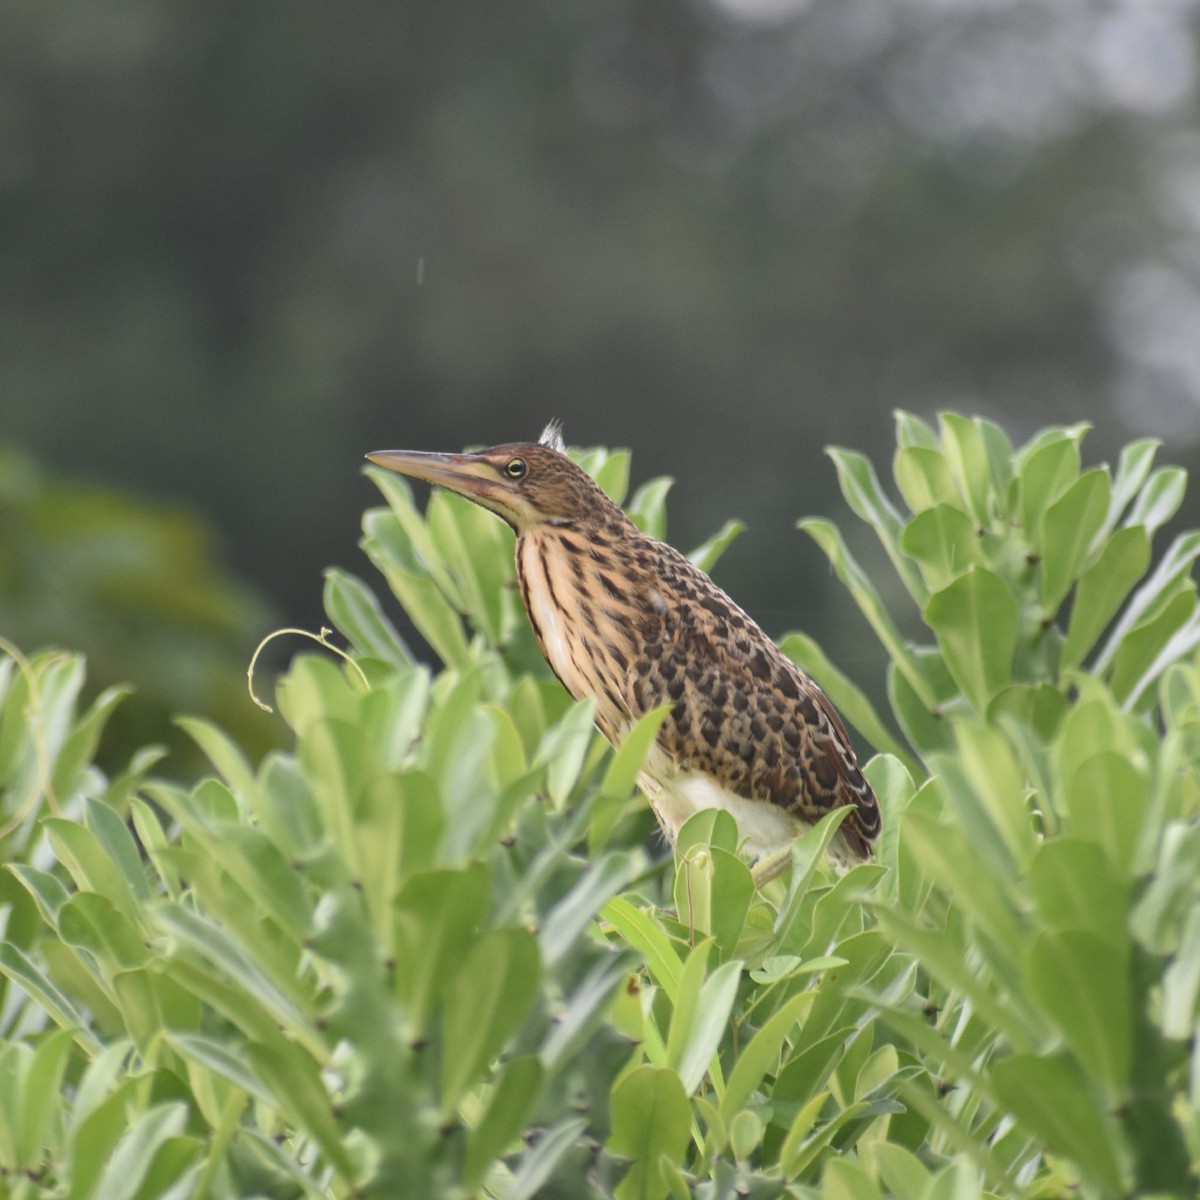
[504,457,527,480]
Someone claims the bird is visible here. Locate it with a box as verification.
[365,422,880,883]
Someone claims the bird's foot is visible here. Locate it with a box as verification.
[750,845,794,888]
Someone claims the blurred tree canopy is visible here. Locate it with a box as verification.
[0,445,278,771]
[3,0,1200,684]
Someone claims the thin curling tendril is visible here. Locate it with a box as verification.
[246,626,369,714]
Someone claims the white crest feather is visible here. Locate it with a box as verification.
[538,419,565,452]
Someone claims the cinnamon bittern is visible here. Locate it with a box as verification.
[366,423,880,882]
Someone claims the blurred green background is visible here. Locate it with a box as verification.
[4,0,1200,768]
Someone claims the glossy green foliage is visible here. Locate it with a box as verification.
[818,418,1197,736]
[1,644,655,1197]
[807,416,1200,1199]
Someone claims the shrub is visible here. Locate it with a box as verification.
[0,417,1197,1198]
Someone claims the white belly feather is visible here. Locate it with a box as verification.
[639,746,797,860]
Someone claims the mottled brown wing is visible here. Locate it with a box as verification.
[626,564,881,858]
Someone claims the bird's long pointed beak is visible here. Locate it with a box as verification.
[365,449,495,497]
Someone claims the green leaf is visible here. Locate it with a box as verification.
[894,409,940,450]
[86,798,152,903]
[464,1054,545,1190]
[987,681,1067,742]
[1019,434,1081,548]
[441,928,541,1113]
[674,845,754,958]
[1039,468,1111,612]
[17,1026,76,1172]
[728,1109,764,1162]
[65,1078,143,1200]
[888,660,952,758]
[1162,906,1200,1039]
[1127,612,1200,712]
[8,864,71,926]
[901,503,982,591]
[244,1040,357,1179]
[322,568,412,666]
[870,908,1037,1050]
[58,893,149,973]
[182,819,314,941]
[773,807,856,949]
[676,807,740,857]
[42,818,141,921]
[628,477,674,539]
[939,412,992,525]
[1027,931,1131,1095]
[272,654,363,743]
[1030,839,1127,943]
[747,955,846,984]
[167,1033,274,1106]
[827,446,926,602]
[91,1102,188,1200]
[871,1142,933,1200]
[2,1046,39,1167]
[1110,587,1198,705]
[593,449,631,504]
[603,705,672,798]
[541,955,634,1073]
[362,508,471,668]
[894,446,962,513]
[51,684,131,801]
[607,1066,692,1200]
[1061,525,1151,670]
[978,418,1016,514]
[951,720,1036,868]
[126,1140,202,1200]
[175,716,259,807]
[1126,465,1186,537]
[924,568,1018,712]
[536,699,597,807]
[990,1054,1123,1192]
[1105,437,1160,532]
[394,864,489,1039]
[799,518,938,709]
[778,1091,829,1179]
[540,852,642,969]
[899,811,1024,967]
[673,811,752,954]
[1065,752,1147,877]
[603,897,684,1003]
[719,990,813,1122]
[1055,695,1139,794]
[688,519,746,574]
[667,946,742,1095]
[782,1098,873,1179]
[366,469,463,602]
[0,943,97,1049]
[507,1117,589,1200]
[427,490,513,645]
[1132,824,1200,952]
[1094,530,1200,673]
[151,906,315,1052]
[822,1157,880,1200]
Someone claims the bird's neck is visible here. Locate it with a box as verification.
[514,520,644,742]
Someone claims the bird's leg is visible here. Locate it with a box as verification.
[750,844,795,888]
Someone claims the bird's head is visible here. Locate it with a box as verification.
[366,421,621,535]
